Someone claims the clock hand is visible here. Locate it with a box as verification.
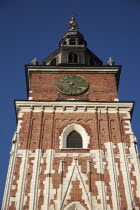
[67,81,75,86]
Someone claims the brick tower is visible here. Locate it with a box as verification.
[2,17,140,210]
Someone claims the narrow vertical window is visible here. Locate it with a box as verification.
[74,53,78,63]
[68,53,78,63]
[67,130,82,148]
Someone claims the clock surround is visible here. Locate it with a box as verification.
[56,75,89,96]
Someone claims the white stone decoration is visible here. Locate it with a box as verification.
[64,202,86,210]
[15,101,134,114]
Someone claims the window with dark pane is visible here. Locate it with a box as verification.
[68,53,73,63]
[50,58,56,65]
[79,40,83,45]
[68,53,78,63]
[62,41,66,45]
[69,39,76,45]
[74,53,78,63]
[67,130,82,148]
[90,58,95,66]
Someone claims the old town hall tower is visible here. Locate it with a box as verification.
[2,17,140,210]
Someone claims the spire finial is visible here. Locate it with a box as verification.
[68,17,78,31]
[31,58,39,65]
[107,57,115,66]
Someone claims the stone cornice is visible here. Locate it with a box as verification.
[26,65,121,73]
[15,100,134,116]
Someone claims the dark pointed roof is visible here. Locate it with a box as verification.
[43,17,103,66]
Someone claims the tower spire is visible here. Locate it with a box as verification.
[67,16,78,31]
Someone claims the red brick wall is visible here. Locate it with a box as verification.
[18,112,129,151]
[29,73,118,101]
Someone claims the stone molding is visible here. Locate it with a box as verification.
[15,101,134,115]
[64,200,86,210]
[15,149,136,159]
[26,66,120,72]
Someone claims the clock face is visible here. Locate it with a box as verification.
[56,75,89,96]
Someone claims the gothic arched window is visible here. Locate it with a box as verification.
[59,123,90,149]
[68,52,78,63]
[67,130,82,148]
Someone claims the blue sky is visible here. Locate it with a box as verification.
[0,0,140,205]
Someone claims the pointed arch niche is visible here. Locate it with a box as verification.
[64,202,86,210]
[59,123,90,149]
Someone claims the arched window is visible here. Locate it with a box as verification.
[68,52,78,63]
[67,130,82,148]
[50,58,56,65]
[69,39,76,45]
[59,123,90,149]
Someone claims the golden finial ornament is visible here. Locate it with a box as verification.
[68,17,78,30]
